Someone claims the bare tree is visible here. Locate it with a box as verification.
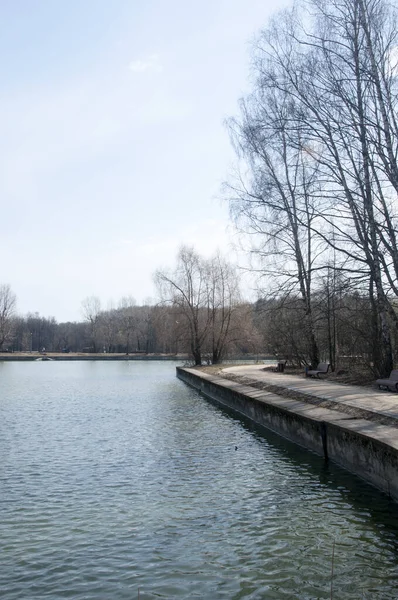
[228,0,398,374]
[81,296,101,352]
[228,85,324,366]
[205,253,241,363]
[155,247,211,365]
[155,247,243,365]
[0,284,16,350]
[118,296,136,354]
[100,306,119,353]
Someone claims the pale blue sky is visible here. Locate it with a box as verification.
[1,0,290,321]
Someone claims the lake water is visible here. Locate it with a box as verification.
[1,360,398,599]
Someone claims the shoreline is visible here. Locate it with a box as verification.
[177,365,398,502]
[0,353,273,362]
[0,352,185,362]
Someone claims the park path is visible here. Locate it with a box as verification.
[221,365,398,426]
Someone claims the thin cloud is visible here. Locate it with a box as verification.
[128,53,163,73]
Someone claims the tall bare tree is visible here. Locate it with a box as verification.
[155,247,211,365]
[118,296,136,354]
[155,247,242,364]
[228,86,323,366]
[0,284,16,351]
[81,296,101,352]
[228,0,398,374]
[205,252,241,363]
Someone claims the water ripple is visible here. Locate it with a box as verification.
[1,361,398,598]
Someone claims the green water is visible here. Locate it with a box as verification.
[1,360,398,599]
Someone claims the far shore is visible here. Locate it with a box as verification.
[0,352,273,363]
[0,352,187,362]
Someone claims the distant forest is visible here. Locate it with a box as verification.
[0,273,385,373]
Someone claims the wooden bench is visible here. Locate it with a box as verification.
[376,370,398,392]
[306,362,330,378]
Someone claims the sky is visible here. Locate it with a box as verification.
[0,0,290,322]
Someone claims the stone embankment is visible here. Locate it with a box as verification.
[177,365,398,501]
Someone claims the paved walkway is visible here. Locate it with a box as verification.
[221,365,398,426]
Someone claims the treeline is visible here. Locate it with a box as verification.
[254,290,385,373]
[2,303,260,358]
[228,0,398,376]
[0,276,392,371]
[0,277,261,359]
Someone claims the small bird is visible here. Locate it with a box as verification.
[235,446,238,451]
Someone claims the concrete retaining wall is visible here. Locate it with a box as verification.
[177,367,398,501]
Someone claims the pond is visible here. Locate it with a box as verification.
[1,360,398,599]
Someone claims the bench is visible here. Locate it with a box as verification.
[306,362,330,378]
[376,370,398,392]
